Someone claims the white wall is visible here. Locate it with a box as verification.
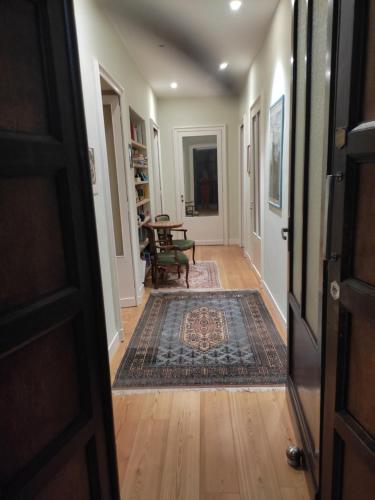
[239,0,292,325]
[157,97,240,244]
[74,0,158,353]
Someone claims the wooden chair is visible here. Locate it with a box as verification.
[154,214,196,264]
[146,226,189,289]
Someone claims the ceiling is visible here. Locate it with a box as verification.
[100,0,279,97]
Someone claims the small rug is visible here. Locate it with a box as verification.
[113,290,287,391]
[158,260,221,289]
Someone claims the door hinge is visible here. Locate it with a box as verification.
[333,171,344,182]
[335,127,347,149]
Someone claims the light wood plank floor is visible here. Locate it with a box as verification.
[110,246,310,500]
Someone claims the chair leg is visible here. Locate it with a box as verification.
[192,243,196,265]
[186,262,190,288]
[177,265,181,278]
[151,262,156,284]
[155,265,159,289]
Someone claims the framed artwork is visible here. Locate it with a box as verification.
[269,95,284,208]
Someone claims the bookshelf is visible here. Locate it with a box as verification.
[129,108,151,275]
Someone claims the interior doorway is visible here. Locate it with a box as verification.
[173,125,228,245]
[248,98,262,278]
[99,76,136,309]
[239,122,245,248]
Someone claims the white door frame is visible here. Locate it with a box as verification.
[173,125,228,245]
[239,122,245,247]
[93,60,137,324]
[248,96,262,280]
[150,119,164,214]
[102,94,137,309]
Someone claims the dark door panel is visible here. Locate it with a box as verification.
[287,0,334,495]
[321,0,375,498]
[0,0,119,498]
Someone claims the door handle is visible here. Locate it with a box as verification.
[181,194,184,203]
[281,227,289,240]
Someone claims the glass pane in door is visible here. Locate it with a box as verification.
[182,135,218,217]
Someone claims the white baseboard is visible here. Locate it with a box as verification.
[195,240,224,245]
[137,283,145,304]
[229,238,240,246]
[108,330,121,359]
[120,296,136,308]
[261,279,287,332]
[243,250,262,282]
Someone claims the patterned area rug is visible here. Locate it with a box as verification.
[113,290,287,390]
[158,260,221,289]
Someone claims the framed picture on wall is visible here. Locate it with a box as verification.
[269,95,284,208]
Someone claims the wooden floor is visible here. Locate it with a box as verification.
[110,246,310,500]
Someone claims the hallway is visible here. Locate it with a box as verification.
[110,247,308,500]
[1,0,374,498]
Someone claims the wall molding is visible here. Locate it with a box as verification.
[120,296,136,307]
[108,330,121,359]
[244,249,262,282]
[244,248,287,336]
[137,283,145,305]
[229,238,240,246]
[260,278,287,333]
[195,239,225,246]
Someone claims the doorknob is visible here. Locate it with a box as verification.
[281,227,289,240]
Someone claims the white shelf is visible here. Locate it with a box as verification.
[131,140,147,150]
[136,198,150,208]
[135,180,149,186]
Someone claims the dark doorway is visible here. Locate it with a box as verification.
[193,147,218,215]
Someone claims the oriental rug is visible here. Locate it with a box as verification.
[113,290,287,391]
[158,260,221,290]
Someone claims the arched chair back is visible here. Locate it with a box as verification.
[155,214,171,246]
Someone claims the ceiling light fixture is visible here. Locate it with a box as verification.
[170,82,178,89]
[230,1,242,11]
[219,62,229,70]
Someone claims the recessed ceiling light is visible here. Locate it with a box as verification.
[170,82,178,89]
[230,1,242,11]
[219,62,229,70]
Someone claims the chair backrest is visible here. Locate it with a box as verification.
[155,214,170,222]
[155,214,171,244]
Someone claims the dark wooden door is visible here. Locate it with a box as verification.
[321,0,375,498]
[0,1,120,498]
[287,0,334,496]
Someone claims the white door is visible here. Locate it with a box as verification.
[102,95,136,307]
[174,126,227,245]
[151,122,164,214]
[249,101,262,276]
[240,123,245,247]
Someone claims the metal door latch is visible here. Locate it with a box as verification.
[281,227,289,240]
[330,281,340,301]
[335,127,347,149]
